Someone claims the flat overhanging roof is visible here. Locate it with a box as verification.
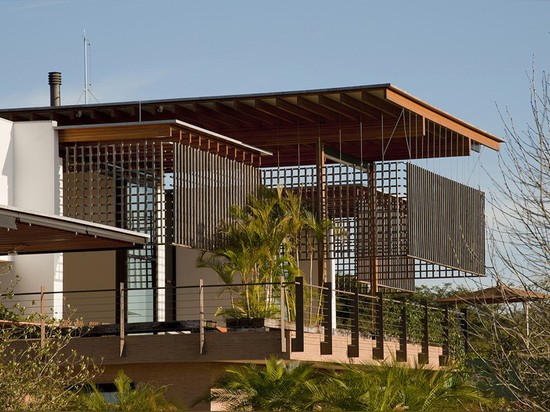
[55,119,272,157]
[0,84,502,166]
[0,206,148,255]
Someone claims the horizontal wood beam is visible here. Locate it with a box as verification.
[385,89,501,151]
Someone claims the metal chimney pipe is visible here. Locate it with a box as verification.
[48,71,62,106]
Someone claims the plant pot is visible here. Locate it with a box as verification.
[226,317,266,329]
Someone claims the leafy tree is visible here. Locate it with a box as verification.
[0,323,99,411]
[470,67,550,410]
[76,370,180,411]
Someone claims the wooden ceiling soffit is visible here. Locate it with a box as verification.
[275,98,320,122]
[192,103,244,127]
[234,101,289,125]
[296,96,340,121]
[220,118,419,146]
[361,91,402,117]
[58,123,173,143]
[338,93,381,120]
[254,99,299,123]
[172,104,224,129]
[317,95,361,121]
[214,102,264,127]
[385,88,501,150]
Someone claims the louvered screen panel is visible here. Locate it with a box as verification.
[407,164,485,276]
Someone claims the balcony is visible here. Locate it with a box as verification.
[1,278,467,369]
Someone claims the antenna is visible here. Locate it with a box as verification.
[83,30,89,104]
[77,30,99,104]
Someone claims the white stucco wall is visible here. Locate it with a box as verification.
[0,118,14,206]
[0,120,63,316]
[12,121,60,214]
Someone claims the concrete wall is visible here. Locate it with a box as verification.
[63,251,117,324]
[0,118,14,206]
[0,120,63,317]
[60,328,444,410]
[175,247,231,324]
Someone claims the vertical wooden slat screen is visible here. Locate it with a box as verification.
[173,144,261,251]
[407,163,486,276]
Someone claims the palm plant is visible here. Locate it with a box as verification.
[311,361,491,412]
[197,187,325,320]
[199,356,317,411]
[76,370,180,411]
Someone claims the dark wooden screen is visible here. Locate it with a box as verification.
[173,144,261,251]
[407,164,485,276]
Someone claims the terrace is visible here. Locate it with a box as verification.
[2,278,467,369]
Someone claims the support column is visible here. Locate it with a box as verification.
[165,190,177,322]
[396,297,408,362]
[372,291,384,359]
[439,305,450,366]
[418,301,429,364]
[316,143,327,286]
[347,282,360,358]
[292,277,304,352]
[368,162,379,294]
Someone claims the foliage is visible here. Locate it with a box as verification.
[202,357,494,411]
[76,370,180,411]
[197,186,331,320]
[313,361,490,412]
[335,283,467,360]
[0,322,100,411]
[471,66,550,410]
[200,356,317,411]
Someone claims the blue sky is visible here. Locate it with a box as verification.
[1,0,548,137]
[0,0,547,285]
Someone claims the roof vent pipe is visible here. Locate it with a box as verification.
[48,71,62,107]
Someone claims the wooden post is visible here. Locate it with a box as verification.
[418,301,429,364]
[292,277,304,352]
[347,283,360,358]
[316,142,327,286]
[199,279,205,355]
[280,282,286,353]
[320,282,333,355]
[368,162,378,294]
[373,292,384,360]
[439,305,450,366]
[40,286,45,349]
[119,282,125,357]
[396,297,408,362]
[460,307,469,355]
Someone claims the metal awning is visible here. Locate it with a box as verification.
[0,205,148,255]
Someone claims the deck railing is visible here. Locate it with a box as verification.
[0,277,467,364]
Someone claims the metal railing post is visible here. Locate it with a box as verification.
[40,286,45,349]
[418,300,429,364]
[320,282,333,355]
[119,282,125,357]
[396,297,408,362]
[347,283,359,358]
[199,279,205,355]
[373,291,384,360]
[439,305,450,366]
[291,277,304,352]
[280,282,286,353]
[461,307,469,355]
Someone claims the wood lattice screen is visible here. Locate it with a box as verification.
[261,160,486,292]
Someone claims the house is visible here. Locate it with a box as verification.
[0,73,501,409]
